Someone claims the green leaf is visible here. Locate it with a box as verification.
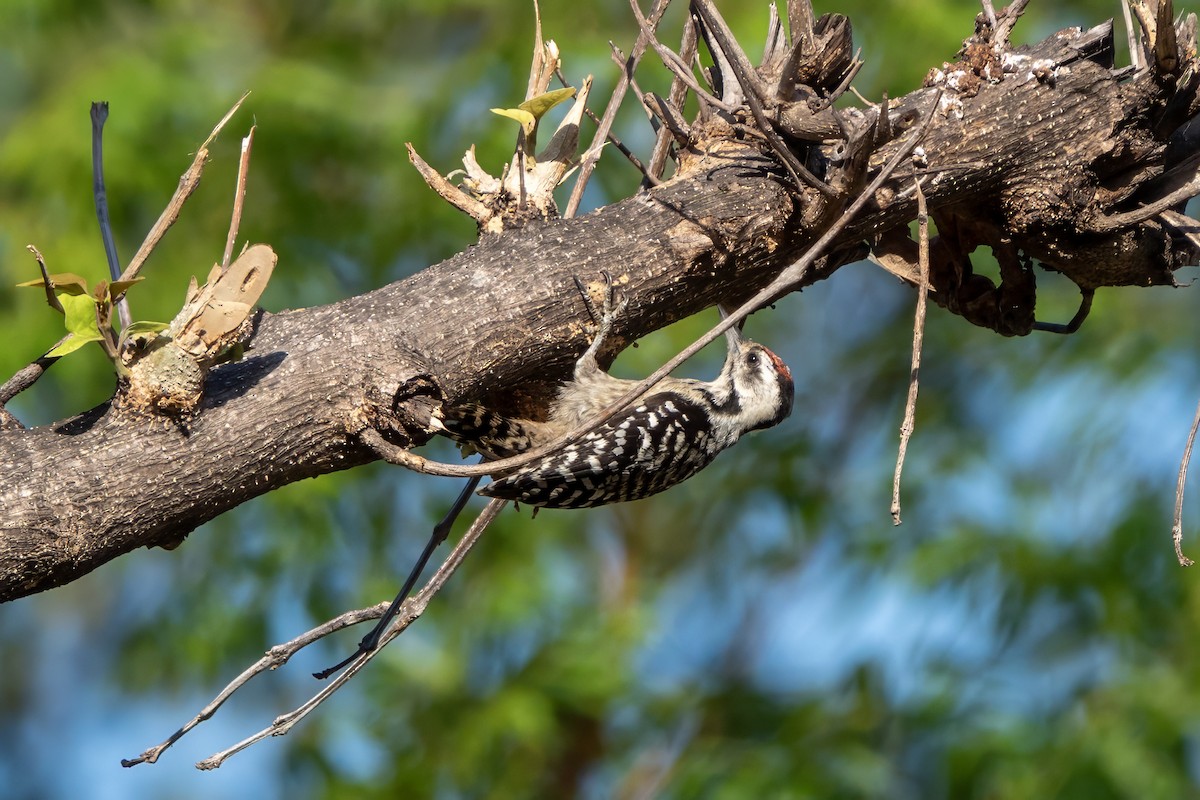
[518,87,575,120]
[122,320,169,337]
[46,333,99,358]
[59,292,104,343]
[15,272,91,295]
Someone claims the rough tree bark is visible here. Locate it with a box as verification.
[2,1,1198,601]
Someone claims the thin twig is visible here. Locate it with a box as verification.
[313,475,482,679]
[1172,396,1200,567]
[850,85,878,108]
[1122,0,1142,70]
[193,499,507,770]
[0,247,70,413]
[891,178,930,525]
[981,0,999,33]
[811,51,864,112]
[366,94,941,481]
[647,14,697,182]
[645,92,692,146]
[27,245,63,314]
[0,343,65,407]
[565,0,672,218]
[654,44,734,114]
[91,102,131,330]
[627,0,738,119]
[516,134,529,210]
[992,0,1029,46]
[125,497,507,768]
[117,91,250,288]
[120,600,391,767]
[407,142,491,221]
[609,43,664,131]
[1092,173,1200,232]
[555,66,653,182]
[222,125,256,268]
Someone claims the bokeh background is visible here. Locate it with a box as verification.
[3,1,1200,797]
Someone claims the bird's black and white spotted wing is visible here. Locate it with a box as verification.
[443,403,540,459]
[479,393,722,509]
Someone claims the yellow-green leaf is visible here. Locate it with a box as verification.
[109,277,145,299]
[16,272,91,295]
[491,107,537,131]
[59,292,103,341]
[518,87,575,120]
[46,333,98,358]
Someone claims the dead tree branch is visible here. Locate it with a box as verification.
[2,2,1197,620]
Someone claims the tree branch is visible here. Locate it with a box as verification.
[2,6,1197,606]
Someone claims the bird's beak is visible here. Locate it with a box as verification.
[717,304,745,350]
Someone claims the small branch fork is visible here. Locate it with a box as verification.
[1,93,252,424]
[119,92,251,288]
[123,498,507,769]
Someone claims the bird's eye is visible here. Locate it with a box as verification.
[746,352,760,366]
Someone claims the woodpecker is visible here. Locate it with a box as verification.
[441,277,794,509]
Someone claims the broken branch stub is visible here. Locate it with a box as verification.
[120,244,276,417]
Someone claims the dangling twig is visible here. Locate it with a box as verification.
[1172,395,1200,567]
[120,600,390,767]
[1033,287,1094,334]
[124,497,508,768]
[891,177,930,525]
[312,475,483,679]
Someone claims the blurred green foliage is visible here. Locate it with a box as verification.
[4,1,1200,798]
